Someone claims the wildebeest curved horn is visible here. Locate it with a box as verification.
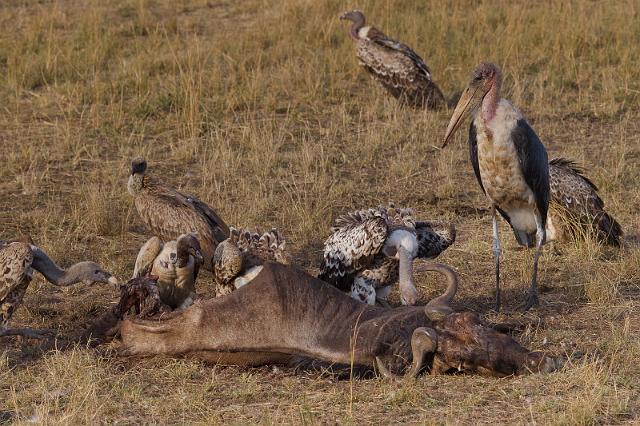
[375,327,438,379]
[414,262,458,319]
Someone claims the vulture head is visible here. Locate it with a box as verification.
[443,62,502,147]
[339,10,366,40]
[127,157,148,195]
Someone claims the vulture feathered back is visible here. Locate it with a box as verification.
[319,204,456,306]
[128,157,229,271]
[132,233,204,309]
[213,227,289,296]
[1,240,117,339]
[340,10,446,109]
[547,158,622,246]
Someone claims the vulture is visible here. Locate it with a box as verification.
[132,233,204,309]
[128,157,229,271]
[0,239,117,339]
[340,10,447,109]
[213,227,289,297]
[547,158,622,246]
[443,62,550,311]
[319,204,456,306]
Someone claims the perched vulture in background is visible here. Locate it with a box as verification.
[340,10,447,109]
[127,157,229,271]
[132,233,204,309]
[0,239,117,339]
[319,204,455,306]
[547,158,622,246]
[213,227,289,297]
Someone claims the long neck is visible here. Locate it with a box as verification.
[31,246,79,286]
[481,72,502,123]
[350,16,365,40]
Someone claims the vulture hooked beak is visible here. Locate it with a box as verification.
[442,85,482,148]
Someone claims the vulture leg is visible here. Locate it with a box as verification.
[491,206,502,311]
[524,215,545,310]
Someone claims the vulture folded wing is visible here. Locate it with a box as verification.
[319,215,388,291]
[369,30,432,80]
[0,243,33,302]
[549,158,622,245]
[133,237,164,278]
[415,221,456,259]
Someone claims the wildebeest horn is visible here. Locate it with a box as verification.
[414,262,458,319]
[375,327,438,379]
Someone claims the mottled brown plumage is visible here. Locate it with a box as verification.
[132,234,204,309]
[547,158,622,246]
[1,241,117,339]
[340,10,446,109]
[127,157,229,271]
[319,204,456,306]
[213,227,289,296]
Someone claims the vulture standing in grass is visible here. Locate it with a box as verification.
[340,10,447,109]
[547,158,622,246]
[213,227,289,297]
[0,239,117,339]
[319,205,456,306]
[443,62,550,311]
[128,157,229,271]
[132,233,204,309]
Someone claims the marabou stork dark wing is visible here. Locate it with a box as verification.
[511,119,550,224]
[0,242,33,302]
[318,215,389,292]
[468,122,485,194]
[549,158,622,245]
[367,27,432,79]
[415,221,456,259]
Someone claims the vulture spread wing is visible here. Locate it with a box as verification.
[133,237,163,278]
[415,221,456,259]
[548,158,622,245]
[0,243,33,304]
[319,213,389,291]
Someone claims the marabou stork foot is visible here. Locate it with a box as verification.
[523,293,540,311]
[0,327,56,340]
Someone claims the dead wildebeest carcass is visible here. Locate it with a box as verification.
[117,262,561,378]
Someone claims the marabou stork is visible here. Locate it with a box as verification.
[442,62,550,310]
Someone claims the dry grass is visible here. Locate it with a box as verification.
[1,0,640,423]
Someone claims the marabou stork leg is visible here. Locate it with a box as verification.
[491,206,502,311]
[524,215,546,310]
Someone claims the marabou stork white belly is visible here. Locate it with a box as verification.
[474,100,538,235]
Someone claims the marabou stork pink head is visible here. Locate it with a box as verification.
[442,62,502,147]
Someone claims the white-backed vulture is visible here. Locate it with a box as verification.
[127,157,229,271]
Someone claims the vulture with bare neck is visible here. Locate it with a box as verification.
[132,233,204,309]
[0,239,117,339]
[127,157,229,271]
[340,10,447,109]
[319,205,455,306]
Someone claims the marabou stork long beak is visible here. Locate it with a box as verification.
[442,85,482,148]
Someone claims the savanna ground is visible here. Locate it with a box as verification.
[1,0,639,423]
